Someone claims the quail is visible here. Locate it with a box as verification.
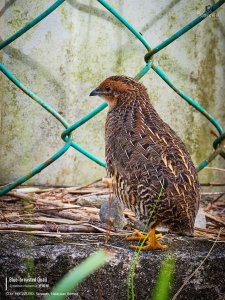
[90,76,200,250]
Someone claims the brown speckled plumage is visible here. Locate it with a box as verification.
[90,76,200,236]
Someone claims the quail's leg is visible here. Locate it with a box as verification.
[127,227,167,250]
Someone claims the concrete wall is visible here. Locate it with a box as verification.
[0,0,225,186]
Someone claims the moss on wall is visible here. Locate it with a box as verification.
[0,0,224,187]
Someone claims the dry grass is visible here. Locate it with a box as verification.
[0,179,224,240]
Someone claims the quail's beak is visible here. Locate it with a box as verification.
[89,88,102,96]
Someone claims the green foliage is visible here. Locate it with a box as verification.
[24,255,35,300]
[45,250,111,300]
[151,254,175,300]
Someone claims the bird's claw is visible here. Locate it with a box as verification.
[126,229,162,241]
[126,228,167,250]
[126,229,148,241]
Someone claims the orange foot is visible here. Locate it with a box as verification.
[126,227,167,250]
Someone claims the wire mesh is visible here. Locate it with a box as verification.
[0,0,224,196]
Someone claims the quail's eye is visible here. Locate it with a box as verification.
[105,86,111,92]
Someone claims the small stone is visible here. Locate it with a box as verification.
[76,195,109,208]
[99,198,127,230]
[194,208,206,229]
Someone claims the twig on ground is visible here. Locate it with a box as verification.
[14,187,53,194]
[205,167,225,172]
[194,227,225,239]
[7,192,36,202]
[63,178,103,192]
[200,182,225,187]
[201,192,225,196]
[0,224,44,231]
[204,212,225,227]
[33,216,91,225]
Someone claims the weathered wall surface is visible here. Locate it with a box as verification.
[0,0,225,186]
[0,234,225,299]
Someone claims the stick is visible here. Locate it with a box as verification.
[35,203,99,213]
[7,192,36,201]
[204,212,225,227]
[201,192,225,195]
[0,224,44,231]
[44,210,99,222]
[67,190,110,195]
[13,187,53,194]
[63,178,103,192]
[205,167,225,172]
[200,182,225,187]
[56,224,97,233]
[33,216,90,225]
[194,227,225,235]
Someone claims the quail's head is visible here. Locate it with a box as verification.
[90,75,148,109]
